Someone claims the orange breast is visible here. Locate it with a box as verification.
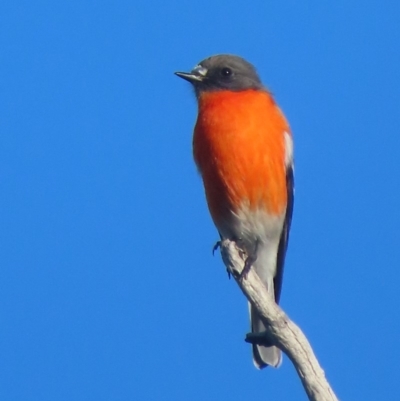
[193,89,290,226]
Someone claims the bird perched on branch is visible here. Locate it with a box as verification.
[175,54,294,369]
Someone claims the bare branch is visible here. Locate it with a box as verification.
[220,239,339,401]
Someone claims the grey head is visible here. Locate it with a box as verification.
[175,54,263,95]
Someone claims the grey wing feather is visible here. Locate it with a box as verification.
[273,165,294,303]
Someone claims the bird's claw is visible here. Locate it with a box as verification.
[212,240,221,255]
[238,240,259,281]
[238,255,255,281]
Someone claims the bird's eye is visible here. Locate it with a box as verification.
[220,67,232,77]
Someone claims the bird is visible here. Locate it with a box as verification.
[175,54,294,369]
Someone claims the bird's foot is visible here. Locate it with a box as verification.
[238,254,256,281]
[212,240,231,279]
[212,240,221,255]
[238,240,259,281]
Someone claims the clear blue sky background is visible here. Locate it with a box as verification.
[1,1,399,400]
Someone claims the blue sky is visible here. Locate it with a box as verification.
[1,1,399,400]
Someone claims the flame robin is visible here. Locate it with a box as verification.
[175,54,294,369]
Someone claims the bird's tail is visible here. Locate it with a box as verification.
[249,274,282,369]
[250,305,282,368]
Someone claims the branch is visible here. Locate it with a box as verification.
[219,239,339,401]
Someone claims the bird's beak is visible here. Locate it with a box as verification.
[175,65,208,84]
[174,71,203,83]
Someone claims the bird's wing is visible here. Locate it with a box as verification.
[273,164,294,303]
